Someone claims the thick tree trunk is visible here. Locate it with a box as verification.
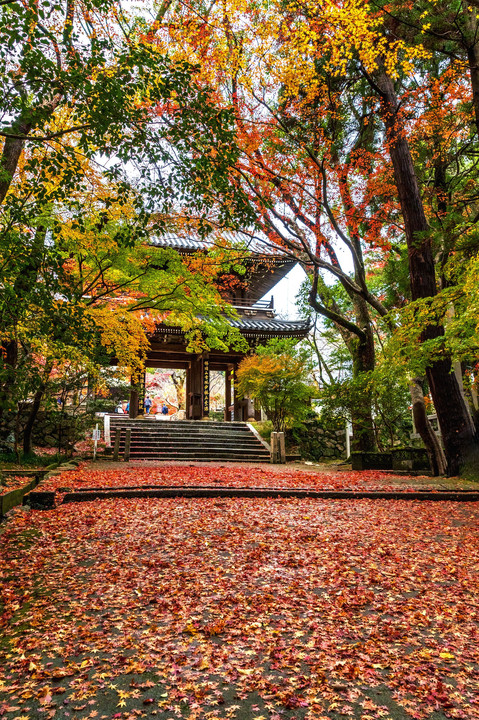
[409,377,447,476]
[375,70,478,475]
[0,95,61,206]
[467,39,479,133]
[461,2,479,134]
[0,128,29,205]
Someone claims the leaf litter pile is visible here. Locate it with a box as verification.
[1,493,479,720]
[40,465,435,494]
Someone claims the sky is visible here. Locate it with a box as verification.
[261,263,306,320]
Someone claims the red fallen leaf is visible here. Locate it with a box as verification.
[40,463,433,494]
[1,466,478,720]
[282,695,308,709]
[142,698,155,705]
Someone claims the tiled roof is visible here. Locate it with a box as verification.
[152,234,209,252]
[229,317,310,337]
[151,232,297,298]
[230,317,310,334]
[152,317,310,340]
[151,232,290,260]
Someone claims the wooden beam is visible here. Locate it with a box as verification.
[145,359,190,369]
[149,342,193,353]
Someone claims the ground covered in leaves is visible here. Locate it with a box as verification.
[39,464,437,494]
[1,482,479,720]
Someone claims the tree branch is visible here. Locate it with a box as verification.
[0,124,91,141]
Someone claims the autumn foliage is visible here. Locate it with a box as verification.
[237,341,314,432]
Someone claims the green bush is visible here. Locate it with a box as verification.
[251,420,273,442]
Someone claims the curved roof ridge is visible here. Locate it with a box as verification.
[150,230,290,258]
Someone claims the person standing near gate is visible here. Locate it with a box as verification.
[144,395,153,414]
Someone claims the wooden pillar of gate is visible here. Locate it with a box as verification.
[233,363,242,421]
[186,360,191,418]
[202,356,210,418]
[188,354,209,419]
[129,369,145,419]
[224,365,233,421]
[129,388,139,418]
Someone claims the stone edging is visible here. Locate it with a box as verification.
[1,476,41,517]
[1,459,80,518]
[25,486,479,509]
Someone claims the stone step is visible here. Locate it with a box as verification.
[111,432,255,441]
[114,439,261,448]
[109,420,249,429]
[116,437,262,447]
[128,447,269,455]
[112,429,254,438]
[115,430,260,438]
[127,453,270,462]
[108,418,269,462]
[114,431,257,437]
[126,449,270,458]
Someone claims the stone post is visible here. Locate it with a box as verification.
[278,432,286,463]
[113,429,121,461]
[104,415,111,448]
[124,428,131,462]
[270,432,278,463]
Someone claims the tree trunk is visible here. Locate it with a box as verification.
[461,2,479,134]
[1,227,47,414]
[309,271,377,453]
[467,39,479,134]
[350,297,376,452]
[375,70,478,475]
[22,361,53,455]
[23,387,44,456]
[0,339,18,424]
[409,377,447,476]
[0,131,28,205]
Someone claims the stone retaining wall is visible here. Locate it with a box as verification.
[1,410,80,451]
[286,420,345,461]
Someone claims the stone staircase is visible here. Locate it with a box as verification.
[109,418,271,463]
